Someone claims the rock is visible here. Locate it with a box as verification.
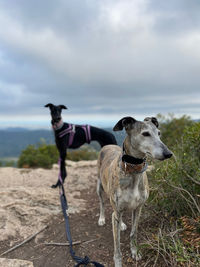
[67,160,97,168]
[0,258,34,267]
[52,163,59,169]
[53,160,97,169]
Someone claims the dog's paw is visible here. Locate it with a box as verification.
[120,222,127,231]
[114,254,122,267]
[98,217,105,226]
[51,180,61,188]
[131,248,142,261]
[134,253,142,261]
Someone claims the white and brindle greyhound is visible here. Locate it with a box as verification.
[97,116,172,267]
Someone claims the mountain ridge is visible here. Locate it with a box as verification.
[0,127,125,158]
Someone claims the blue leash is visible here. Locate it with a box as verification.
[59,183,104,267]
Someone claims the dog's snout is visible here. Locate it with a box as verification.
[159,143,173,160]
[54,116,61,122]
[163,151,173,159]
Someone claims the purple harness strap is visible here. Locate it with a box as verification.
[58,123,91,147]
[81,124,91,144]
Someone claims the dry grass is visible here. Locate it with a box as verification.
[138,207,200,267]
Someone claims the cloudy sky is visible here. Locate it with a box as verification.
[0,0,200,128]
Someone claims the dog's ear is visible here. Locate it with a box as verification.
[113,117,136,131]
[151,117,159,128]
[59,105,68,110]
[144,117,159,128]
[44,103,53,109]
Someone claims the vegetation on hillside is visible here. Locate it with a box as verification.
[142,114,200,266]
[18,144,59,169]
[67,146,98,161]
[17,143,98,168]
[150,114,199,217]
[156,113,194,147]
[0,159,17,167]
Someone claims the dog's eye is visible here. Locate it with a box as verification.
[158,131,161,136]
[142,132,151,137]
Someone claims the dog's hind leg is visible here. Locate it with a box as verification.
[120,219,127,231]
[97,179,105,226]
[130,207,142,260]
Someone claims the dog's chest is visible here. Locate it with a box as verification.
[117,179,148,210]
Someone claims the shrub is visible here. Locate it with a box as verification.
[67,147,98,161]
[0,159,16,167]
[141,116,200,266]
[157,113,194,148]
[18,144,59,169]
[18,144,98,168]
[149,121,200,217]
[5,160,16,167]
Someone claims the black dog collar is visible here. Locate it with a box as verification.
[121,143,148,174]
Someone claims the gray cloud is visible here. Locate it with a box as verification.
[0,0,200,127]
[148,0,200,34]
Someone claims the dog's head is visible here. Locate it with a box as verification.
[113,116,172,160]
[44,103,67,123]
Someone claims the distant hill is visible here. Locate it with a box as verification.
[0,127,125,158]
[0,129,54,158]
[2,127,30,132]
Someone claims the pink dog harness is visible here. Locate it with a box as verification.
[58,123,91,147]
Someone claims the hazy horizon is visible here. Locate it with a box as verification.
[0,112,199,130]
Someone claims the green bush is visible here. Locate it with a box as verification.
[149,120,200,217]
[143,117,200,265]
[18,144,59,169]
[67,147,98,161]
[4,160,16,167]
[157,113,194,148]
[18,144,98,168]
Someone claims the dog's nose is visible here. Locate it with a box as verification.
[164,151,173,159]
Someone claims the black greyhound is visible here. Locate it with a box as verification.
[45,103,117,188]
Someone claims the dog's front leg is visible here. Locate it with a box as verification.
[112,211,122,267]
[51,150,67,188]
[60,151,67,182]
[130,207,142,260]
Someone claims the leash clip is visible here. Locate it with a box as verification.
[125,162,127,173]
